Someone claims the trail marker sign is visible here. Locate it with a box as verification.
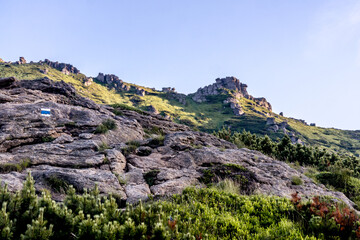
[41,108,51,117]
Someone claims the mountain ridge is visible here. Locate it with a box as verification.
[1,57,359,157]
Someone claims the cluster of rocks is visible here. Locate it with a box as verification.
[266,117,303,144]
[192,77,250,103]
[289,117,308,126]
[96,73,148,96]
[223,98,244,116]
[266,117,289,132]
[0,77,355,210]
[162,87,187,105]
[39,59,81,75]
[162,87,176,93]
[191,77,272,113]
[83,77,93,87]
[6,57,28,65]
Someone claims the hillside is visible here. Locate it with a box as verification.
[0,57,359,159]
[1,70,360,238]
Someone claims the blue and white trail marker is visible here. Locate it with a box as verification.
[41,108,51,117]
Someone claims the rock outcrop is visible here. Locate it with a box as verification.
[19,57,27,64]
[96,73,148,96]
[0,77,356,211]
[40,59,81,74]
[192,76,272,113]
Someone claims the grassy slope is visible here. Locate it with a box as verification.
[1,62,359,156]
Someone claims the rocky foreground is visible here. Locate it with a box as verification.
[0,77,356,209]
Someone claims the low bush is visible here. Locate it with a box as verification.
[291,176,303,185]
[0,173,328,239]
[94,119,117,134]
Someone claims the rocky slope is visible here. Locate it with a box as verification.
[0,76,356,210]
[2,57,359,157]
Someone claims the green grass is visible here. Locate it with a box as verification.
[0,159,31,173]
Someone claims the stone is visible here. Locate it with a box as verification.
[79,133,94,139]
[84,77,93,86]
[192,77,272,112]
[0,77,17,88]
[44,59,80,74]
[136,146,153,156]
[147,105,159,115]
[279,112,284,116]
[52,133,74,144]
[136,88,146,96]
[266,117,276,125]
[19,57,27,64]
[40,68,49,74]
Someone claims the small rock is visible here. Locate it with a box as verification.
[147,105,159,115]
[136,146,153,156]
[53,134,74,144]
[79,133,94,139]
[19,57,27,64]
[0,77,17,88]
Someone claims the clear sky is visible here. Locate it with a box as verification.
[1,0,359,130]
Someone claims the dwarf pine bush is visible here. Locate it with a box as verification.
[3,173,360,239]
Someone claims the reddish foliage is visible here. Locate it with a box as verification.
[291,192,303,210]
[168,218,177,231]
[331,207,358,231]
[291,192,360,238]
[196,233,203,240]
[309,196,330,218]
[291,192,301,205]
[356,227,360,238]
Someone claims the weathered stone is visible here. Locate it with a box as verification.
[266,117,276,125]
[79,133,94,139]
[44,59,80,74]
[84,77,93,86]
[147,105,159,115]
[19,57,27,64]
[0,77,17,88]
[136,146,153,156]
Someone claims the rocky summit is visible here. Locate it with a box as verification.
[0,76,356,210]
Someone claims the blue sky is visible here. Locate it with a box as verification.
[1,0,359,130]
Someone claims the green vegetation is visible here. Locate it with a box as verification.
[143,170,160,187]
[291,176,303,185]
[0,159,31,174]
[97,142,110,152]
[214,127,360,209]
[94,119,117,134]
[147,135,165,148]
[41,136,55,143]
[45,175,69,193]
[122,141,141,156]
[3,174,360,239]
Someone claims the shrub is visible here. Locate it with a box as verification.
[291,176,303,185]
[1,173,356,239]
[213,179,241,195]
[97,142,110,152]
[45,175,69,193]
[94,119,117,134]
[143,170,160,186]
